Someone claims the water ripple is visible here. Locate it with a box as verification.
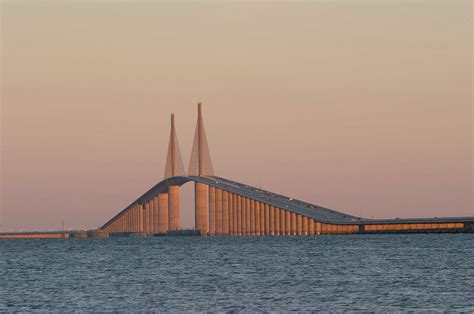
[0,234,473,311]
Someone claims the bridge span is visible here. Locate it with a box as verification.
[1,103,473,239]
[100,174,474,236]
[100,103,474,237]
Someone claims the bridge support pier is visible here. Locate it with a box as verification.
[241,197,245,236]
[149,199,155,234]
[169,186,180,231]
[297,214,303,235]
[138,204,144,233]
[144,202,150,234]
[125,211,130,232]
[269,206,275,236]
[234,194,239,236]
[215,188,223,236]
[146,200,150,234]
[129,208,133,232]
[280,209,286,236]
[235,195,242,236]
[250,200,255,236]
[291,212,297,235]
[134,205,139,232]
[195,182,208,235]
[208,186,215,236]
[158,192,169,233]
[303,217,308,236]
[316,221,322,235]
[309,219,315,236]
[264,204,270,236]
[228,193,233,236]
[255,202,261,236]
[129,207,134,233]
[152,197,158,233]
[274,207,280,236]
[245,198,251,236]
[285,210,291,235]
[128,210,132,232]
[222,190,229,236]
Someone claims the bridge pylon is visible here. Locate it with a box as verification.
[189,102,214,235]
[188,102,214,176]
[164,113,185,179]
[164,114,185,231]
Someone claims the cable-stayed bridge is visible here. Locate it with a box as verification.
[99,103,473,237]
[1,103,473,239]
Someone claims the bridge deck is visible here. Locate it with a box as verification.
[101,175,474,230]
[196,176,474,225]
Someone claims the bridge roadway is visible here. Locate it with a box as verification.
[101,175,474,230]
[2,175,472,239]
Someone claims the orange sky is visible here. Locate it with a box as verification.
[1,1,472,231]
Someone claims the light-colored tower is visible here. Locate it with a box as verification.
[164,114,185,179]
[188,103,214,176]
[164,114,185,231]
[189,102,215,235]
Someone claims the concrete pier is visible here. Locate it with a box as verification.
[250,200,255,236]
[195,182,207,235]
[245,197,251,236]
[234,194,239,236]
[291,212,297,235]
[269,206,275,236]
[148,199,154,234]
[303,217,309,236]
[233,194,238,236]
[133,205,137,233]
[255,201,261,236]
[241,197,246,236]
[264,204,270,235]
[285,210,291,235]
[158,192,169,233]
[129,206,134,232]
[138,205,142,233]
[274,206,280,236]
[228,193,233,236]
[309,219,315,236]
[215,188,223,235]
[144,202,150,234]
[169,186,180,231]
[236,195,242,236]
[208,186,216,236]
[297,214,303,235]
[280,209,286,236]
[222,190,229,236]
[153,196,159,233]
[316,221,322,235]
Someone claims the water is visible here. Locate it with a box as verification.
[1,234,473,312]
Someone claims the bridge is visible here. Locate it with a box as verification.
[98,103,474,237]
[1,103,473,239]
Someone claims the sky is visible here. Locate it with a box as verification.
[1,1,472,231]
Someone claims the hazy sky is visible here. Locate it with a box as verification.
[1,1,472,231]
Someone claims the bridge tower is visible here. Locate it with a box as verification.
[164,113,185,232]
[189,102,214,235]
